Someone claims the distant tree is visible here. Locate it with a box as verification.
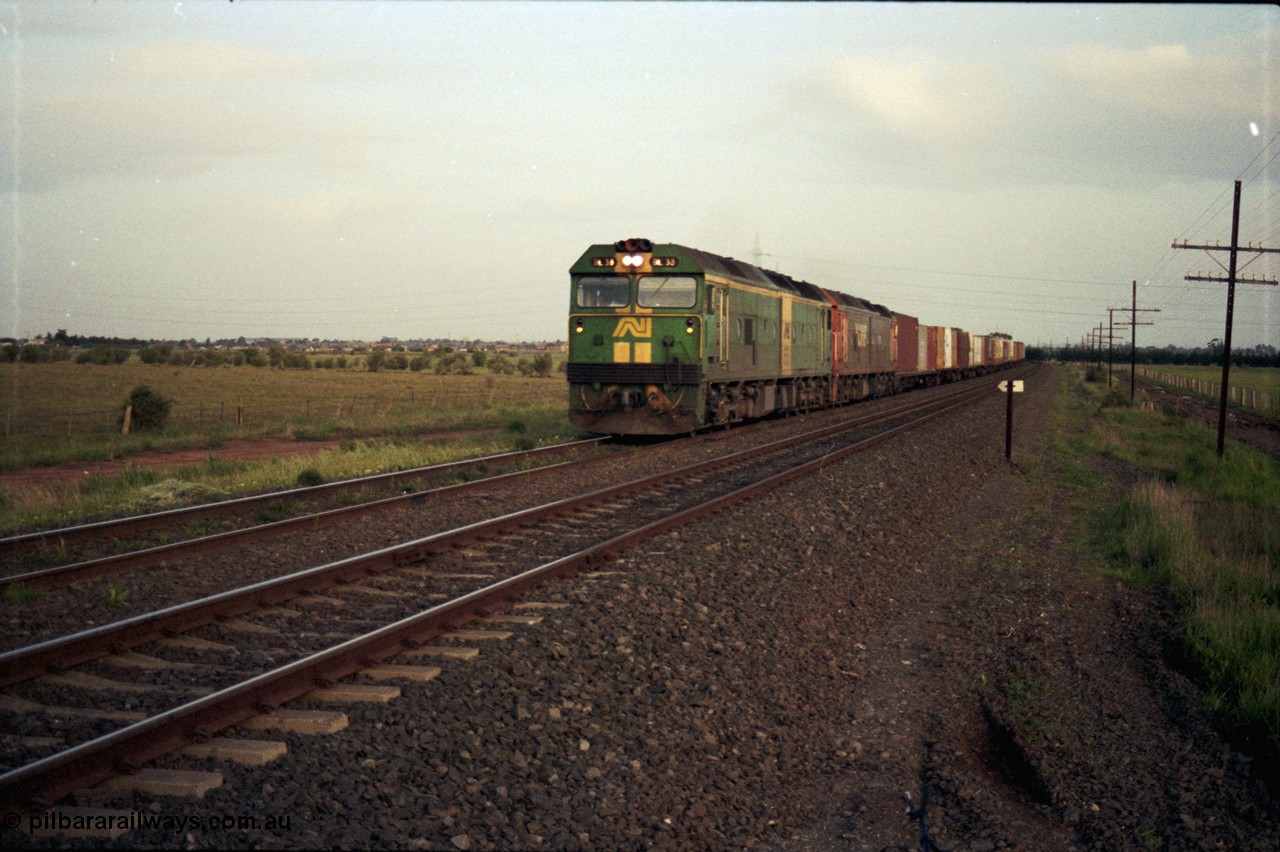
[76,346,130,365]
[138,344,172,364]
[195,349,228,367]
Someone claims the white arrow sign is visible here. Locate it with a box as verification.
[997,380,1024,393]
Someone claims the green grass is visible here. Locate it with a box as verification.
[1,413,585,532]
[1136,363,1279,397]
[1134,363,1280,416]
[1057,365,1280,752]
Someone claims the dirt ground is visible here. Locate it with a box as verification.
[0,429,497,494]
[0,439,342,492]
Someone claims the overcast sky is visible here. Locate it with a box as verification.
[2,1,1278,350]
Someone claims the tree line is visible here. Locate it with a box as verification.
[1030,342,1278,368]
[1,341,558,377]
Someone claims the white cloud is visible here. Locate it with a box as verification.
[7,39,373,192]
[821,52,1014,144]
[113,40,311,81]
[1040,39,1273,118]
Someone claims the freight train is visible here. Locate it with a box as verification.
[567,238,1024,435]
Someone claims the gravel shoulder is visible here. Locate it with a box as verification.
[7,364,1278,850]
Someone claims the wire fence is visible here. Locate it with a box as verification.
[2,384,548,443]
[1134,367,1278,415]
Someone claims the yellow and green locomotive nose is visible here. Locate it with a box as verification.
[566,309,704,434]
[570,314,700,367]
[567,241,706,434]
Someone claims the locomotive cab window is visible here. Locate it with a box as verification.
[576,276,630,308]
[637,275,697,308]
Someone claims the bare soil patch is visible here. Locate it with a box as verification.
[0,430,496,492]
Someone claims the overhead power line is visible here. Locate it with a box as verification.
[1171,180,1279,458]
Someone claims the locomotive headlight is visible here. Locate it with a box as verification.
[685,319,696,334]
[574,319,584,334]
[621,254,644,268]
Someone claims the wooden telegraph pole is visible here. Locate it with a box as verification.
[1112,280,1159,401]
[1104,308,1128,388]
[1172,180,1279,457]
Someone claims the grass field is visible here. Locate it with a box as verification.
[0,360,570,469]
[1048,366,1280,757]
[0,360,584,531]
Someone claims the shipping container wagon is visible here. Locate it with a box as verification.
[954,328,971,372]
[891,312,921,381]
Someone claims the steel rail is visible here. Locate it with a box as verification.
[0,379,999,593]
[0,379,1003,689]
[0,444,630,593]
[0,437,610,556]
[0,367,1001,813]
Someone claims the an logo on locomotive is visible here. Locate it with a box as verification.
[612,316,653,364]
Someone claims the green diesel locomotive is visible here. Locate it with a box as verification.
[567,238,901,435]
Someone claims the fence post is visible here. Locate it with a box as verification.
[121,405,132,436]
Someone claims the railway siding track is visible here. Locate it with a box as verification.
[0,375,1022,816]
[0,438,612,573]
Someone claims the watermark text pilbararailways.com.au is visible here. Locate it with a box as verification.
[9,809,293,835]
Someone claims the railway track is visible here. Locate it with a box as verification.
[0,437,612,575]
[0,368,1029,814]
[0,377,1008,597]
